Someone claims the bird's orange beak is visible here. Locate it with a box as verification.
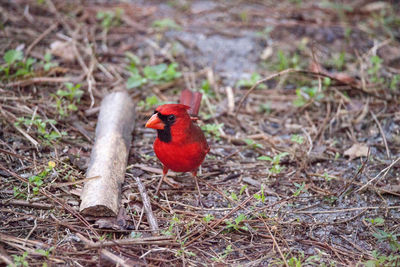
[145,114,165,130]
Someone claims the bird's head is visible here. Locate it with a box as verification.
[145,104,191,142]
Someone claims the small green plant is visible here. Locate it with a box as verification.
[138,95,160,110]
[323,195,338,205]
[54,83,83,116]
[176,246,197,258]
[126,65,147,89]
[1,49,23,76]
[258,152,289,174]
[15,117,66,143]
[368,55,384,84]
[36,247,53,259]
[28,161,55,195]
[366,217,385,226]
[230,191,238,201]
[143,63,182,83]
[203,214,215,223]
[1,49,36,79]
[390,74,400,91]
[293,182,307,197]
[96,8,123,30]
[364,250,400,267]
[332,51,346,71]
[41,52,58,71]
[322,172,335,182]
[161,214,180,236]
[253,184,266,203]
[13,186,27,199]
[126,62,182,89]
[287,253,303,267]
[57,82,83,102]
[11,251,29,267]
[130,231,142,238]
[259,102,271,114]
[291,134,304,144]
[244,138,263,149]
[239,185,248,195]
[276,50,301,71]
[212,245,233,262]
[200,80,215,97]
[225,214,248,232]
[201,123,223,140]
[152,18,181,31]
[373,229,400,252]
[293,84,324,107]
[236,73,267,89]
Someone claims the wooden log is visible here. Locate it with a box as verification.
[80,91,135,216]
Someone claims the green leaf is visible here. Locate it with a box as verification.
[4,49,23,64]
[257,155,272,161]
[144,64,167,80]
[291,134,304,144]
[203,214,214,223]
[152,18,181,31]
[127,73,147,89]
[67,104,78,111]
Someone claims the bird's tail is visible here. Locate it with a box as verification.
[179,89,202,117]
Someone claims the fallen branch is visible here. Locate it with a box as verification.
[76,233,176,248]
[134,176,159,234]
[80,91,135,216]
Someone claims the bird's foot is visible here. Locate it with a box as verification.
[163,176,184,189]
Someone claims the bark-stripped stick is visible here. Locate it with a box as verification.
[80,91,135,216]
[134,176,159,234]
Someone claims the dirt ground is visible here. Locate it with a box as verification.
[1,0,400,266]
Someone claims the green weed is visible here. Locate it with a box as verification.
[201,123,223,140]
[368,55,384,84]
[364,250,400,267]
[276,50,301,71]
[0,49,35,79]
[161,214,180,236]
[127,62,181,89]
[96,8,123,30]
[28,161,55,195]
[212,245,233,262]
[293,78,330,107]
[15,117,66,143]
[236,72,267,89]
[152,18,181,31]
[52,83,83,117]
[138,95,160,110]
[322,172,335,182]
[293,182,307,197]
[225,214,248,232]
[41,52,58,71]
[366,217,385,226]
[258,152,289,174]
[390,74,400,91]
[10,251,29,267]
[291,134,304,144]
[373,229,400,251]
[253,184,266,203]
[244,138,263,149]
[203,214,215,223]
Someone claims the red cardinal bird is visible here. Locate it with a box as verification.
[145,102,210,193]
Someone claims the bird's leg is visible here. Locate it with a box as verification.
[192,170,204,207]
[156,166,183,194]
[155,166,168,194]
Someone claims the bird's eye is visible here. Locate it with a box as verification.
[167,114,175,122]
